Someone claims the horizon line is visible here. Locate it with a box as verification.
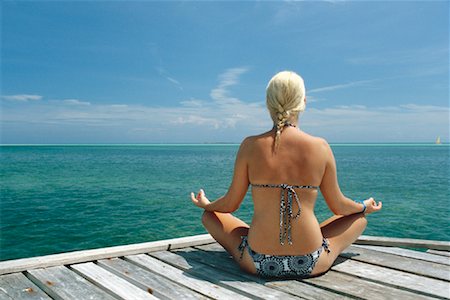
[1,142,448,147]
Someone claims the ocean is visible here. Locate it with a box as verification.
[1,144,449,261]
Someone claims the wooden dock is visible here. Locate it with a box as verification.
[0,234,449,299]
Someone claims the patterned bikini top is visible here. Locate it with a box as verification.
[251,183,319,246]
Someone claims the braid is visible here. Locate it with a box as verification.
[274,110,289,152]
[266,71,306,154]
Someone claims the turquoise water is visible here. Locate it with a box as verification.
[1,144,449,261]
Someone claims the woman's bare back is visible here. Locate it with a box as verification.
[244,127,329,255]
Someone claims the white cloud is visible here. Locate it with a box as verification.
[180,99,204,107]
[156,66,183,90]
[2,68,448,143]
[110,104,128,108]
[172,115,221,129]
[2,94,42,102]
[308,79,375,94]
[63,99,91,106]
[166,76,180,85]
[210,67,249,105]
[302,104,449,142]
[305,95,320,103]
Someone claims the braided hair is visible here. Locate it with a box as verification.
[266,71,306,153]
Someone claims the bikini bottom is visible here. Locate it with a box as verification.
[238,236,331,278]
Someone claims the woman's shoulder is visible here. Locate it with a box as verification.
[300,131,330,149]
[237,132,273,156]
[242,131,273,145]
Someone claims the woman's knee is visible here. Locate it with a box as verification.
[201,210,211,225]
[201,210,219,228]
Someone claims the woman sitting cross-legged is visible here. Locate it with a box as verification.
[190,71,382,278]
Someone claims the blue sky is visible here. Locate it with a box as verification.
[1,1,449,143]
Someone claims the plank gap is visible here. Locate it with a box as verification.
[67,262,137,300]
[22,270,61,300]
[122,254,218,299]
[333,268,448,300]
[296,279,363,300]
[343,252,449,282]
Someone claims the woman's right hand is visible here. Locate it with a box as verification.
[190,189,211,209]
[363,197,382,214]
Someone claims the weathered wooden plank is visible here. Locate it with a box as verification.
[0,289,13,300]
[332,257,450,298]
[356,245,450,266]
[71,262,157,300]
[356,236,450,251]
[154,248,301,299]
[0,234,214,275]
[195,242,450,298]
[97,257,208,299]
[194,242,227,252]
[305,269,437,300]
[428,249,450,257]
[26,265,115,300]
[342,245,450,281]
[263,280,349,300]
[191,243,353,300]
[0,273,51,300]
[194,242,440,300]
[126,253,252,300]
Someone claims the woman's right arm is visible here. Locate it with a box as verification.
[190,137,251,213]
[319,139,382,215]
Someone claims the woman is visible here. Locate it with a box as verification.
[190,71,382,278]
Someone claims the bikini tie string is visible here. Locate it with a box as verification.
[279,184,301,245]
[251,183,318,246]
[322,238,331,253]
[238,236,248,260]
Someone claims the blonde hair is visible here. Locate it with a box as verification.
[266,71,306,152]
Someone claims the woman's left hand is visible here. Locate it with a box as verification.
[190,189,211,209]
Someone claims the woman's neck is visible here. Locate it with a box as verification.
[272,120,300,131]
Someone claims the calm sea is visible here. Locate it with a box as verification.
[1,144,449,261]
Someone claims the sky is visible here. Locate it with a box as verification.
[1,1,449,144]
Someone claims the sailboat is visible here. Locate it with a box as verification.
[436,136,441,144]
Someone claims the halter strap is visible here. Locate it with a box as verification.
[251,183,319,245]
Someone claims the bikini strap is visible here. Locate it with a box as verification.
[251,183,319,245]
[251,183,319,190]
[238,236,249,260]
[322,238,331,253]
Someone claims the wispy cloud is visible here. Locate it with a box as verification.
[166,76,181,86]
[3,97,447,143]
[156,67,183,90]
[2,68,448,143]
[1,67,269,142]
[62,99,91,106]
[210,67,249,105]
[302,104,449,142]
[2,94,42,102]
[305,95,321,103]
[308,79,375,93]
[175,67,265,129]
[180,99,204,107]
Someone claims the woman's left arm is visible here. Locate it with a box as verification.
[190,139,250,213]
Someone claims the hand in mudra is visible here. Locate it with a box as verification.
[364,197,382,214]
[190,189,211,209]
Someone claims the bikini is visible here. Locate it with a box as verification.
[238,183,331,278]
